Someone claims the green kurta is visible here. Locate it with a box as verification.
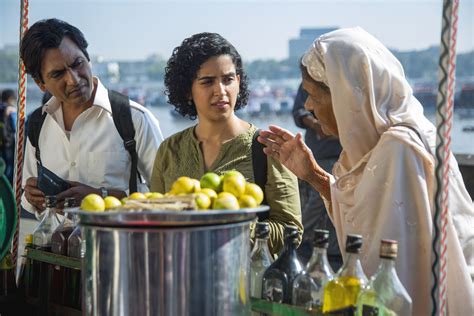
[151,125,302,255]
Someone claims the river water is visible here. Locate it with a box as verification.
[150,106,474,155]
[19,93,473,155]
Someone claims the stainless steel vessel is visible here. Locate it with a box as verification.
[77,207,268,316]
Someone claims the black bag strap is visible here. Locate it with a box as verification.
[108,90,139,194]
[27,107,47,165]
[252,129,269,221]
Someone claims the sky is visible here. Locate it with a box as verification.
[1,0,473,61]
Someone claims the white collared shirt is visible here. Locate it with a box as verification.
[21,78,163,213]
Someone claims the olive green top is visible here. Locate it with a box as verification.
[151,125,303,255]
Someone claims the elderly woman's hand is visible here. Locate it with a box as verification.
[258,125,332,200]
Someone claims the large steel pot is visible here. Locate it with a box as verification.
[76,207,268,316]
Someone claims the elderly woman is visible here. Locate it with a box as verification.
[258,27,473,314]
[151,32,302,255]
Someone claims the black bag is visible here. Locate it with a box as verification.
[37,163,71,196]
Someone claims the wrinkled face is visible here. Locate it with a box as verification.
[190,54,240,122]
[302,77,338,137]
[36,37,94,108]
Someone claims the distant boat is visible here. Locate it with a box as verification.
[462,126,474,132]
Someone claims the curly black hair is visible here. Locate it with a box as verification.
[164,32,249,119]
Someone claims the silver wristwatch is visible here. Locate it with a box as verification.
[100,187,108,198]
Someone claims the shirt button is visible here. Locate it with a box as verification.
[71,162,76,167]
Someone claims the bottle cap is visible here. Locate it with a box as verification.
[345,234,363,253]
[379,239,398,259]
[64,197,77,208]
[45,195,57,207]
[25,234,33,244]
[255,222,270,239]
[313,229,329,248]
[284,225,299,239]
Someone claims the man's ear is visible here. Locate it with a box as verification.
[34,78,46,92]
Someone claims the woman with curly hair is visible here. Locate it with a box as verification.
[150,32,302,255]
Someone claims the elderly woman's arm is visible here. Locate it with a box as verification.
[258,125,332,201]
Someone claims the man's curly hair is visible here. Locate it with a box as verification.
[164,32,249,120]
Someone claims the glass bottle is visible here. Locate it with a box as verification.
[51,197,76,255]
[356,240,412,316]
[50,198,76,305]
[17,234,33,289]
[293,229,334,311]
[0,251,18,315]
[66,206,83,309]
[16,235,35,313]
[323,234,368,314]
[250,222,273,299]
[32,195,61,251]
[262,225,303,304]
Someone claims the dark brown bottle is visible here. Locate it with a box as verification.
[0,251,19,315]
[262,225,304,304]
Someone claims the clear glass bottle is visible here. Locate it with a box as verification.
[356,240,412,316]
[293,229,334,311]
[262,225,303,304]
[32,195,61,251]
[250,222,273,299]
[323,234,368,314]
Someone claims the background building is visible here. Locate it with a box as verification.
[289,27,338,59]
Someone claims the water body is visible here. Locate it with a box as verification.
[151,106,474,155]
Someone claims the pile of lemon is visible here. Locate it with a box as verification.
[80,170,264,212]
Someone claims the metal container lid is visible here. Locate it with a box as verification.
[71,206,270,228]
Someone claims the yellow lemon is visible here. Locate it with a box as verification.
[81,194,105,212]
[238,195,258,209]
[104,196,122,210]
[222,170,245,182]
[192,179,201,192]
[121,197,128,205]
[213,192,239,210]
[147,192,164,199]
[128,192,147,200]
[199,188,218,204]
[223,175,246,198]
[171,176,195,194]
[195,192,211,210]
[244,183,264,205]
[200,172,221,192]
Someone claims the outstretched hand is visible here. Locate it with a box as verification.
[257,125,318,182]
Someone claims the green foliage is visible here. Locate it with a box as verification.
[0,47,472,83]
[0,51,19,83]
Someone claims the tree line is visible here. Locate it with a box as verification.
[0,46,472,83]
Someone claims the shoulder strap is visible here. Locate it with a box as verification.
[108,90,139,193]
[392,123,432,155]
[27,107,47,164]
[252,129,269,221]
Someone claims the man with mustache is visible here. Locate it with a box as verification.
[20,18,163,215]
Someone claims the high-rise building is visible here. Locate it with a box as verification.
[289,27,338,59]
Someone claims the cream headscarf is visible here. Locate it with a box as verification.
[302,26,436,173]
